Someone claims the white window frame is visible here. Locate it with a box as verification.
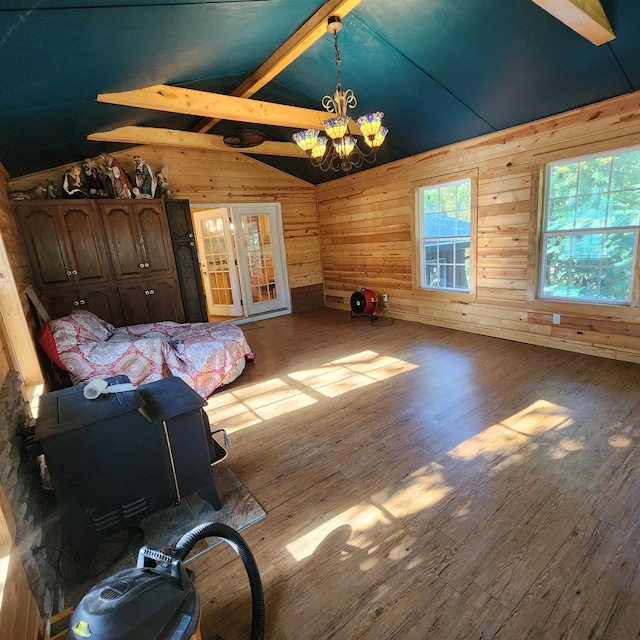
[538,145,640,305]
[416,174,476,295]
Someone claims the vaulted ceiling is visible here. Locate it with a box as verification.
[2,0,639,185]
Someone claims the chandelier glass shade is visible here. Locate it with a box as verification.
[292,16,388,173]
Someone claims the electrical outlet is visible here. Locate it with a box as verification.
[552,313,561,325]
[382,293,388,302]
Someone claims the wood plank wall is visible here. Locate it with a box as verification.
[0,482,45,640]
[316,90,640,363]
[7,148,323,295]
[0,174,45,640]
[0,168,42,386]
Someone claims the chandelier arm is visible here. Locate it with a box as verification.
[343,89,357,112]
[358,145,378,164]
[322,94,337,113]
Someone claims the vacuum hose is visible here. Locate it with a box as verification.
[172,522,265,640]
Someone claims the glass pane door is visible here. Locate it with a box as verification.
[232,204,290,316]
[192,208,242,317]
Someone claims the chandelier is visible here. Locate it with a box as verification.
[292,16,388,173]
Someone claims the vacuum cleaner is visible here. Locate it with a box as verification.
[65,522,265,640]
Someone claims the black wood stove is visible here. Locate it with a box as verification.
[33,375,225,566]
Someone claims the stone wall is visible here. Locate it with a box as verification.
[0,371,63,616]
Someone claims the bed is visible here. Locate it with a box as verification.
[38,309,254,398]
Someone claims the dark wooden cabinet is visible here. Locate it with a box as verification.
[16,202,110,289]
[165,199,195,242]
[165,199,207,323]
[39,286,123,326]
[117,278,185,325]
[99,201,176,280]
[16,199,186,327]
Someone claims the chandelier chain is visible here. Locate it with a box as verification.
[334,30,342,92]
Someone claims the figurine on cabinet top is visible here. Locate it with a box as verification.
[8,183,47,200]
[154,164,172,199]
[99,152,133,199]
[82,157,108,198]
[62,165,89,199]
[133,155,156,198]
[46,180,59,199]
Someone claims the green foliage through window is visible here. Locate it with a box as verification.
[540,147,640,303]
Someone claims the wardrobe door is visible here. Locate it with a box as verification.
[165,199,206,322]
[16,201,108,289]
[59,204,111,287]
[39,286,122,325]
[99,202,147,280]
[136,203,176,278]
[173,242,207,323]
[118,278,184,325]
[164,199,195,242]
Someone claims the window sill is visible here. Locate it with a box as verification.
[417,288,477,303]
[526,297,640,319]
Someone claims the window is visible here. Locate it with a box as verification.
[539,147,640,304]
[418,178,472,292]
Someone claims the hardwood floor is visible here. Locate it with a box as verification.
[197,308,640,640]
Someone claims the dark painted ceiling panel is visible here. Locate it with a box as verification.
[1,0,639,185]
[353,0,632,129]
[605,0,640,89]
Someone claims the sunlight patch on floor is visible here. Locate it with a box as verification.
[205,350,417,432]
[289,351,418,398]
[448,399,575,464]
[370,464,450,519]
[286,462,452,563]
[285,504,392,561]
[206,377,317,431]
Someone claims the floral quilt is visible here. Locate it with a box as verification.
[45,310,254,398]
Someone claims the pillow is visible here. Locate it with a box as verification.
[66,310,114,343]
[108,332,137,343]
[37,323,67,371]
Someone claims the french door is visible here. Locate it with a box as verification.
[192,203,290,319]
[192,208,242,317]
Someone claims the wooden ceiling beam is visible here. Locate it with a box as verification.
[196,0,364,132]
[531,0,615,45]
[97,85,328,129]
[87,125,307,157]
[97,84,362,135]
